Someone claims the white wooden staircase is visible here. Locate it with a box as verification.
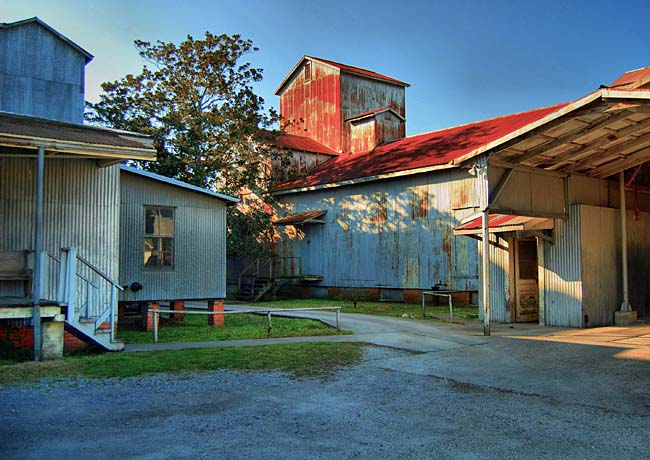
[56,248,124,351]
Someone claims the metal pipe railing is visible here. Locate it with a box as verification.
[148,306,342,343]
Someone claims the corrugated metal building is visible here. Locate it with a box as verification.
[119,166,237,303]
[1,18,235,357]
[0,17,92,123]
[272,57,650,328]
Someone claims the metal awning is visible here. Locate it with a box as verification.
[273,210,327,225]
[485,90,650,179]
[454,213,554,235]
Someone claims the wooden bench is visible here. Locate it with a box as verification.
[0,251,33,297]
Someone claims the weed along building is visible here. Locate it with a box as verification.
[0,17,235,359]
[272,56,650,329]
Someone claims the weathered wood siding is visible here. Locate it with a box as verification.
[0,22,86,123]
[0,158,119,296]
[280,61,342,152]
[119,172,228,302]
[277,169,479,291]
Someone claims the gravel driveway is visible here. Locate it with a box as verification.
[1,343,648,460]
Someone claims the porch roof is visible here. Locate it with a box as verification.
[484,89,650,178]
[273,210,327,225]
[0,112,156,161]
[454,213,554,235]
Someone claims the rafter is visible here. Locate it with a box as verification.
[589,147,650,178]
[533,116,650,170]
[509,110,634,165]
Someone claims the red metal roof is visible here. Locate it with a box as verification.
[273,210,327,225]
[276,133,339,155]
[609,67,650,89]
[345,106,405,122]
[310,57,410,87]
[275,102,569,191]
[454,214,554,234]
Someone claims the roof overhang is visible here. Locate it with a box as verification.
[481,89,650,178]
[273,210,327,225]
[0,113,156,161]
[120,166,239,204]
[345,106,406,123]
[454,213,554,235]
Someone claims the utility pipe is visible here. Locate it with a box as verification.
[32,146,45,361]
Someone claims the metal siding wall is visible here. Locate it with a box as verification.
[480,235,510,322]
[0,158,119,295]
[277,169,479,292]
[542,205,583,327]
[119,173,227,302]
[0,22,86,123]
[579,205,620,326]
[341,74,406,151]
[627,209,650,318]
[280,61,342,152]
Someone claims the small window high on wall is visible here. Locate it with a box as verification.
[144,206,175,269]
[304,61,312,82]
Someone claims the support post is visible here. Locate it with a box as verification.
[32,146,45,361]
[267,310,272,336]
[481,210,491,336]
[336,307,340,331]
[477,156,491,336]
[615,171,637,325]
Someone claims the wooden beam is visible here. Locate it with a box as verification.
[565,134,650,173]
[590,148,650,178]
[489,168,514,205]
[489,159,568,178]
[488,205,567,219]
[511,110,634,165]
[541,116,650,171]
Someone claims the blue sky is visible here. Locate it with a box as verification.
[2,0,650,135]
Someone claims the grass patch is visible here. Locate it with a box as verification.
[257,298,479,321]
[0,342,364,385]
[119,311,349,345]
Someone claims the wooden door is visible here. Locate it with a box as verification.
[514,238,539,322]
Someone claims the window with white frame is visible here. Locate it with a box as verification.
[144,206,175,269]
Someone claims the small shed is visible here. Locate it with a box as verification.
[119,166,238,311]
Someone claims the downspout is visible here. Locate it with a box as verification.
[32,146,45,361]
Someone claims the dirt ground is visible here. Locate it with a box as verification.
[1,342,648,460]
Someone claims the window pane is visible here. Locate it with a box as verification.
[145,208,156,235]
[159,208,174,236]
[161,238,174,267]
[144,237,159,266]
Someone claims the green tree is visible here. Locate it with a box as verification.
[86,32,287,258]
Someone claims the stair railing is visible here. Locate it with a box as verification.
[58,247,123,343]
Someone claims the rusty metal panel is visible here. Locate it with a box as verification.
[0,157,120,296]
[340,73,406,152]
[542,205,583,327]
[119,171,228,302]
[276,169,479,292]
[348,118,376,153]
[0,21,87,123]
[280,60,342,152]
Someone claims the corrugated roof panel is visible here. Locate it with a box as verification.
[276,134,339,155]
[275,102,569,191]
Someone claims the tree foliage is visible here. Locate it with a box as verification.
[86,32,288,258]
